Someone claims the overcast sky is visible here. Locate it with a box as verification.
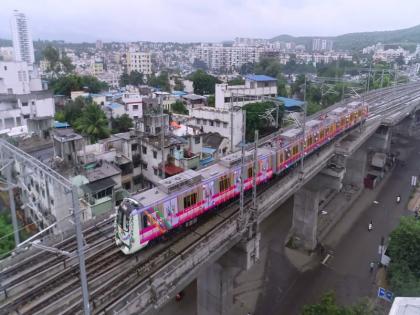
[1,0,420,43]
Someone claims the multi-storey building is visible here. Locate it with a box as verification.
[10,10,35,65]
[126,50,152,75]
[0,61,54,131]
[312,38,334,52]
[215,75,277,109]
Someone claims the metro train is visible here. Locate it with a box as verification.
[115,101,368,254]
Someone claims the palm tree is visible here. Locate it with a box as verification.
[75,103,110,143]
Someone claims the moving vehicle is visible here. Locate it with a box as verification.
[115,101,368,254]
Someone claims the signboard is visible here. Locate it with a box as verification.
[378,287,393,302]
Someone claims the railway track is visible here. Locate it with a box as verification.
[1,83,420,314]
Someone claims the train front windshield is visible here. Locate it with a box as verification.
[117,202,131,232]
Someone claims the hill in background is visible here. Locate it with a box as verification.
[271,24,420,51]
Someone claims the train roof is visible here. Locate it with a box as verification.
[330,107,347,115]
[280,128,301,139]
[306,119,322,128]
[131,187,168,208]
[198,163,229,180]
[347,101,363,108]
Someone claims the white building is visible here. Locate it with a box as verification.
[189,106,243,151]
[215,74,277,109]
[0,61,54,131]
[0,47,14,62]
[122,92,143,120]
[10,10,35,65]
[312,38,333,52]
[0,61,42,94]
[126,51,152,75]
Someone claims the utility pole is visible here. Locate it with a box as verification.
[300,75,307,173]
[160,95,165,180]
[252,130,258,211]
[6,161,20,246]
[275,103,279,130]
[71,185,91,315]
[230,90,234,152]
[239,110,246,221]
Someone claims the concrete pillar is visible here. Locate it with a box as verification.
[288,167,345,252]
[369,125,392,153]
[290,186,320,251]
[342,148,367,188]
[197,233,260,315]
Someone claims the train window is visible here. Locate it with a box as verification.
[320,130,325,139]
[279,152,284,163]
[248,167,253,178]
[142,214,148,229]
[219,175,231,192]
[184,192,198,209]
[292,145,299,155]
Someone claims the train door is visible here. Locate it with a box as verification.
[203,180,215,210]
[163,198,178,227]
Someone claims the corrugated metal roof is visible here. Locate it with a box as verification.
[245,74,277,82]
[276,97,304,108]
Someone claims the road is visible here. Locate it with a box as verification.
[270,134,419,315]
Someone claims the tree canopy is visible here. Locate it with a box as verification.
[244,101,283,142]
[0,213,16,257]
[119,70,144,87]
[388,216,420,296]
[111,114,133,133]
[171,100,189,115]
[148,72,170,92]
[189,70,220,95]
[302,292,376,315]
[49,74,108,96]
[74,102,110,143]
[42,45,75,74]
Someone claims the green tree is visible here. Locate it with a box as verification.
[62,96,86,125]
[128,70,144,86]
[189,70,220,95]
[119,71,130,87]
[388,216,420,296]
[0,213,15,257]
[148,72,170,92]
[207,95,215,107]
[49,74,108,96]
[244,101,283,142]
[111,114,133,133]
[228,76,245,86]
[54,111,66,122]
[171,100,189,115]
[43,45,60,71]
[174,78,185,91]
[60,54,75,73]
[74,103,110,143]
[239,62,255,75]
[254,57,282,77]
[302,292,374,315]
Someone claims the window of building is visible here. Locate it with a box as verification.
[223,122,228,128]
[153,151,157,159]
[196,119,201,124]
[210,121,214,126]
[31,101,35,105]
[3,66,7,71]
[203,120,207,125]
[216,121,220,127]
[183,192,197,209]
[142,146,147,154]
[131,143,138,151]
[219,175,230,192]
[195,137,200,144]
[50,199,54,205]
[133,105,139,111]
[154,168,158,175]
[22,102,28,107]
[23,114,30,119]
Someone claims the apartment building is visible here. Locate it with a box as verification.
[312,38,333,52]
[215,74,277,109]
[0,61,54,131]
[126,51,152,75]
[10,10,35,65]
